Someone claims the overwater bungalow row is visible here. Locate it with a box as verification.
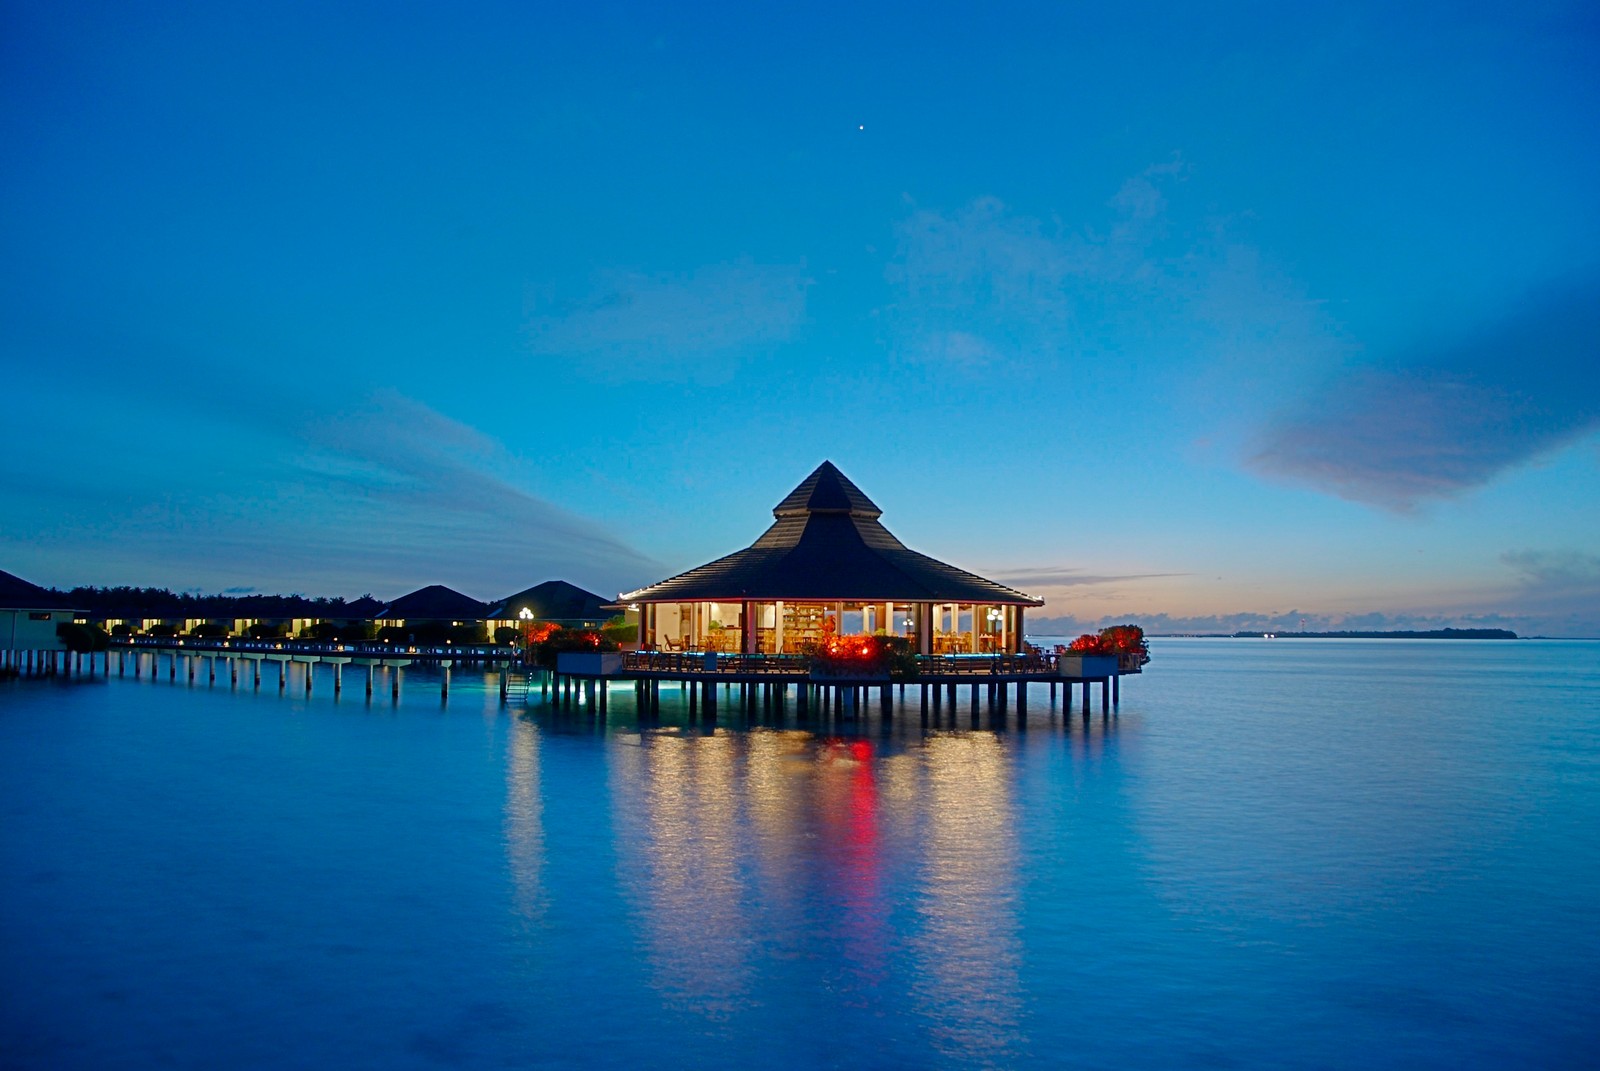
[2,566,617,664]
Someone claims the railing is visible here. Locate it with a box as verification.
[621,651,1093,678]
[114,637,518,659]
[623,651,812,676]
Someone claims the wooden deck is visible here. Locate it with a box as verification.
[618,650,1143,682]
[531,649,1143,718]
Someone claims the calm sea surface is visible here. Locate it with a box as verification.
[2,639,1597,1069]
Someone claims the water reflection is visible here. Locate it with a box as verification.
[608,731,758,1020]
[593,721,1027,1059]
[812,738,889,1000]
[503,719,545,928]
[903,733,1025,1065]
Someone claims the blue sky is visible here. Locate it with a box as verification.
[3,1,1598,634]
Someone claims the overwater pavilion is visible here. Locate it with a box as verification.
[621,461,1044,656]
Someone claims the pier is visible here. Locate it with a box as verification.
[85,638,525,699]
[532,649,1141,720]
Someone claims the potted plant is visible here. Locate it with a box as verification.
[1057,634,1119,678]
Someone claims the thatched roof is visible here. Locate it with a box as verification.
[622,461,1043,606]
[373,585,489,621]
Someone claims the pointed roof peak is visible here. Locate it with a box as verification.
[773,461,882,518]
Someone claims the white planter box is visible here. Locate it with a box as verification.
[1058,655,1118,678]
[556,651,624,676]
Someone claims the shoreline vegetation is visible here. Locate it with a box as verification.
[38,587,1534,645]
[1226,628,1518,640]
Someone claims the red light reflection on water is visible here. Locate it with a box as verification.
[816,737,887,995]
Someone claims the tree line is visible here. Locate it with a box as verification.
[52,586,382,618]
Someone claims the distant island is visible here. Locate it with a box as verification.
[1231,628,1518,640]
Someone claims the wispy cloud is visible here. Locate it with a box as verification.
[992,566,1185,588]
[1028,608,1570,637]
[1497,549,1600,635]
[1249,277,1600,509]
[1502,548,1600,591]
[882,158,1344,385]
[275,391,662,594]
[886,194,1084,367]
[525,259,810,380]
[0,389,662,599]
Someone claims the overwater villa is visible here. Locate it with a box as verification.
[372,584,492,641]
[1,568,77,672]
[487,580,612,633]
[622,461,1043,655]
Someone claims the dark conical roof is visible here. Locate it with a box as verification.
[486,580,611,622]
[773,460,881,518]
[373,584,489,620]
[622,462,1042,606]
[0,569,74,610]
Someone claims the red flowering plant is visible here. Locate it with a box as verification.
[526,625,617,669]
[521,621,560,647]
[1097,624,1151,666]
[806,634,919,680]
[1066,634,1112,655]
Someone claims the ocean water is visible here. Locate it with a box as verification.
[1,639,1596,1070]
